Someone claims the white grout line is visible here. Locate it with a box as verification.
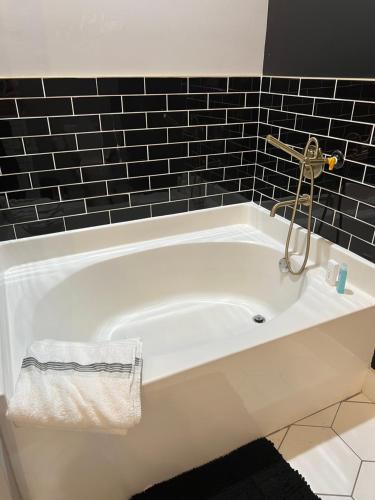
[370,124,375,144]
[262,85,375,105]
[20,137,26,155]
[0,91,255,103]
[0,116,257,140]
[41,79,46,98]
[4,186,247,224]
[70,97,74,115]
[263,106,375,132]
[333,78,338,99]
[14,99,20,118]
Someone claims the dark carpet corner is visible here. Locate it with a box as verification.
[131,437,319,499]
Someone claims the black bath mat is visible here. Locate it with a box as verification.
[131,438,318,500]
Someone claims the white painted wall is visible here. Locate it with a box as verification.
[0,0,268,77]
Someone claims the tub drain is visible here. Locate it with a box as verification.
[253,314,266,324]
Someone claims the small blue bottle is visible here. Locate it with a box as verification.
[336,263,348,294]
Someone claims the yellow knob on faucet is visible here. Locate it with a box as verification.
[328,156,337,171]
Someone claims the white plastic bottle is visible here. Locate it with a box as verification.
[326,259,339,286]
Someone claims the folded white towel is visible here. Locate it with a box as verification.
[6,338,142,435]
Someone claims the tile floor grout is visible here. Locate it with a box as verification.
[277,425,290,450]
[294,401,342,423]
[267,393,375,499]
[351,460,363,497]
[331,426,363,461]
[293,423,334,428]
[331,400,343,425]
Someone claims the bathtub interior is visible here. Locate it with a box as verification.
[3,240,307,389]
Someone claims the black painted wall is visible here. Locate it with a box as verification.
[263,0,375,78]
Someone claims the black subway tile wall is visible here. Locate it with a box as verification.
[0,77,258,240]
[1,75,374,264]
[257,76,375,263]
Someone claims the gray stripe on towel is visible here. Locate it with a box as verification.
[21,356,142,373]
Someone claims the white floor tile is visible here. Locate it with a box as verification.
[319,496,352,500]
[333,402,375,460]
[295,404,339,427]
[353,462,375,500]
[267,428,288,449]
[279,425,360,495]
[347,393,373,403]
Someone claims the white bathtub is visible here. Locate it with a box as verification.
[0,202,374,500]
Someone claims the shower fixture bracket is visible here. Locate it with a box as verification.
[301,138,324,180]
